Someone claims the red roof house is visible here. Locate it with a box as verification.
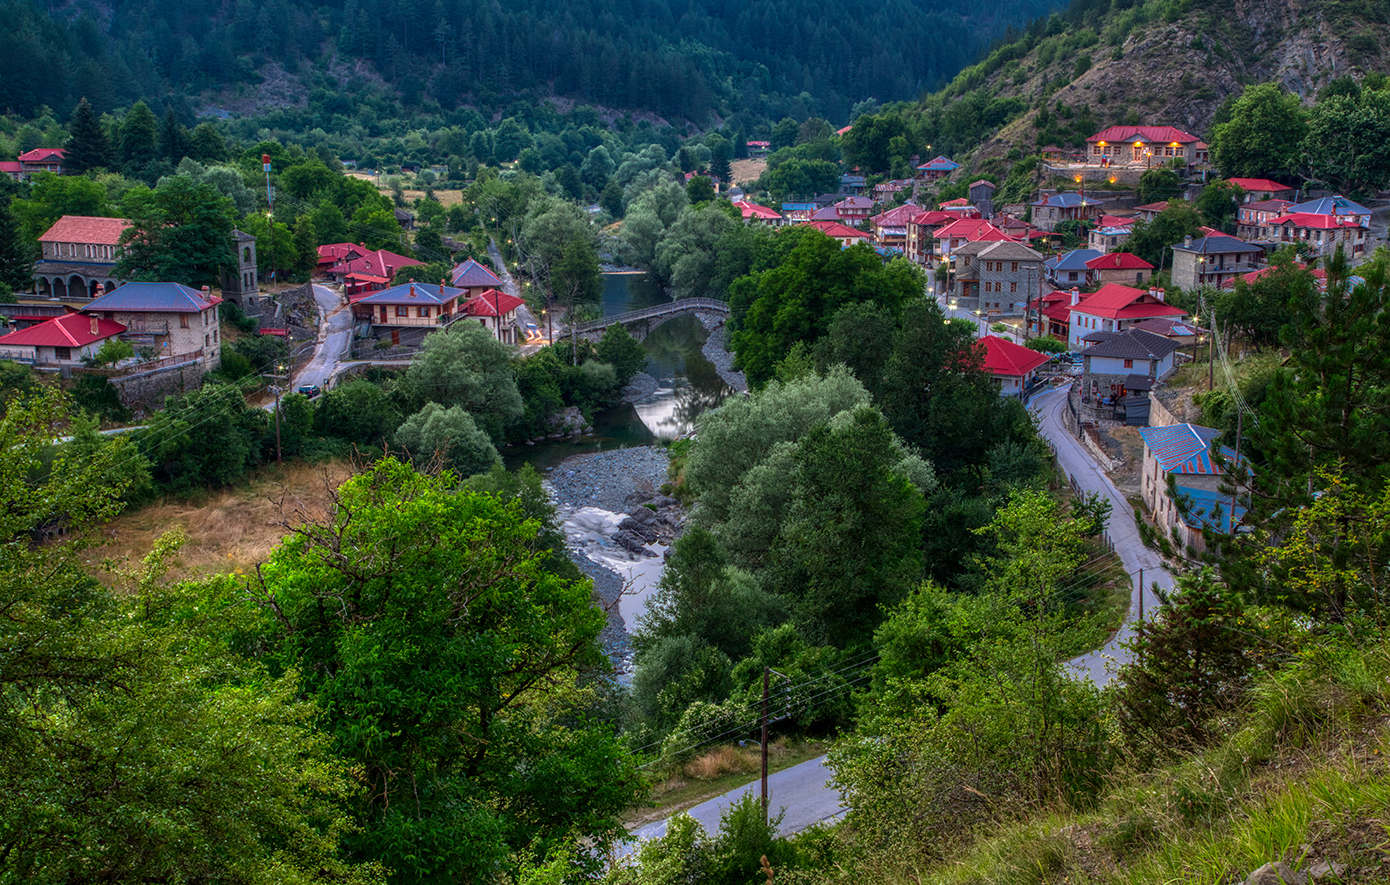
[317,242,367,271]
[733,200,784,224]
[1086,126,1202,166]
[978,334,1050,398]
[1067,283,1185,348]
[0,161,21,181]
[1084,252,1155,287]
[1029,290,1076,341]
[806,220,871,247]
[0,312,125,366]
[18,147,66,175]
[1226,178,1295,202]
[465,289,526,344]
[329,249,424,296]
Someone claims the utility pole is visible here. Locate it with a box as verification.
[1138,568,1144,623]
[760,667,789,824]
[264,364,287,465]
[263,154,275,285]
[1230,407,1243,533]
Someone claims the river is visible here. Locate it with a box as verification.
[505,273,737,673]
[503,272,733,471]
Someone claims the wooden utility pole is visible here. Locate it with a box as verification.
[761,666,769,819]
[264,365,288,465]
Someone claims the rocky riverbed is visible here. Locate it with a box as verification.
[545,446,684,676]
[698,321,748,393]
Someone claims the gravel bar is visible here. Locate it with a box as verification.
[546,446,671,512]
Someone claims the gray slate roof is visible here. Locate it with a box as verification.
[1084,327,1180,360]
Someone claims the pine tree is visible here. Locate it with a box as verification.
[159,106,187,161]
[120,101,160,173]
[0,201,32,294]
[65,97,113,174]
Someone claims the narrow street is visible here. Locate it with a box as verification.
[293,283,354,392]
[487,238,545,353]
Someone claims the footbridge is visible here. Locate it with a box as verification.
[565,297,729,342]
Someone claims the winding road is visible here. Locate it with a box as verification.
[619,309,1176,849]
[294,284,354,392]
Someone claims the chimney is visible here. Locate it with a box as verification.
[1115,254,1122,267]
[409,283,416,298]
[202,285,211,299]
[1183,235,1193,248]
[90,316,99,336]
[1156,288,1166,302]
[1149,287,1159,299]
[1070,287,1080,306]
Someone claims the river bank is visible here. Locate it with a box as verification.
[545,445,681,676]
[698,320,748,393]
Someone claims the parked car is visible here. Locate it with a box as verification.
[296,384,321,398]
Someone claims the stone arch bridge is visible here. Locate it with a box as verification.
[563,297,729,343]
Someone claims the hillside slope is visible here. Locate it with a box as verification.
[935,0,1390,163]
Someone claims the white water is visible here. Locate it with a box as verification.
[556,502,669,631]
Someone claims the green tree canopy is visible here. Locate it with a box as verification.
[115,175,237,286]
[1211,83,1309,179]
[65,97,113,174]
[728,230,924,386]
[251,459,645,882]
[394,402,501,477]
[404,321,524,442]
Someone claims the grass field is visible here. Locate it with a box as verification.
[89,460,356,586]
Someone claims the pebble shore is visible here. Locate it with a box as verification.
[698,321,749,393]
[546,446,673,672]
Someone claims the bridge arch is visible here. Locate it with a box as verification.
[566,297,730,343]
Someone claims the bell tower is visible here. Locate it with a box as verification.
[222,229,259,308]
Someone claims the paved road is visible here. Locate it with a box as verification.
[1032,386,1175,684]
[293,283,354,392]
[487,238,545,353]
[620,755,845,856]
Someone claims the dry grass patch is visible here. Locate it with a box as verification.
[730,158,766,186]
[627,738,827,826]
[89,460,356,586]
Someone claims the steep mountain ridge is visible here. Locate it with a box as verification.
[941,0,1390,163]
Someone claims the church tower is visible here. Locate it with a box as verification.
[222,229,259,308]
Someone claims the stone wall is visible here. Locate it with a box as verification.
[108,359,209,413]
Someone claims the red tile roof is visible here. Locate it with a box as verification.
[18,147,66,163]
[1223,265,1327,288]
[1226,177,1293,193]
[1088,126,1200,145]
[1072,283,1185,320]
[1135,201,1170,213]
[734,200,783,220]
[0,312,124,348]
[979,335,1050,377]
[317,243,367,265]
[806,220,869,239]
[938,197,969,208]
[1098,215,1136,228]
[909,210,957,228]
[1085,252,1154,270]
[465,290,525,317]
[0,161,21,174]
[329,249,423,280]
[1265,212,1364,230]
[934,218,1012,241]
[869,203,921,226]
[38,215,129,245]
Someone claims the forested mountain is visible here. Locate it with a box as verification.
[3,0,1064,128]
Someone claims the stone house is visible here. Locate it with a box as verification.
[1067,283,1186,349]
[1085,126,1202,166]
[1170,235,1265,291]
[1137,423,1244,554]
[33,215,130,299]
[82,282,223,371]
[1030,192,1103,232]
[952,240,1045,315]
[1085,252,1154,287]
[980,334,1050,400]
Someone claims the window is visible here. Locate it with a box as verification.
[55,347,71,360]
[396,306,409,317]
[418,306,430,317]
[205,334,209,347]
[1123,359,1134,369]
[1010,281,1018,293]
[1011,261,1019,272]
[180,314,189,328]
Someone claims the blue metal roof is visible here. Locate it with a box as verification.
[1173,484,1246,533]
[85,282,216,313]
[358,282,466,305]
[451,258,502,288]
[781,203,817,211]
[1136,423,1239,475]
[1045,248,1102,272]
[1289,195,1369,216]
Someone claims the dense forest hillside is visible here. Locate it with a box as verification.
[2,0,1064,128]
[920,0,1390,163]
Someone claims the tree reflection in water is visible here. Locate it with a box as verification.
[633,315,731,438]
